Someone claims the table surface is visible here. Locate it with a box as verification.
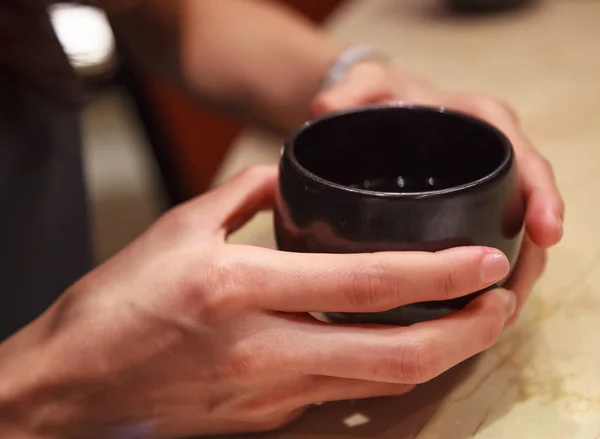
[212,0,600,437]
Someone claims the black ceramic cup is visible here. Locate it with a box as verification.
[274,104,525,326]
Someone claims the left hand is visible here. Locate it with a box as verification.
[311,61,565,323]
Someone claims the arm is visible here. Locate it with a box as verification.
[103,0,562,322]
[107,0,563,254]
[107,0,343,132]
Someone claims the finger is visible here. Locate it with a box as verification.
[517,149,564,248]
[228,245,510,312]
[307,376,414,403]
[496,118,564,248]
[503,235,547,325]
[232,376,413,418]
[173,165,278,237]
[311,63,395,115]
[288,288,516,384]
[454,98,564,248]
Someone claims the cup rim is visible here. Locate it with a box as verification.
[283,103,514,199]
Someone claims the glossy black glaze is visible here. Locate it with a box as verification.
[274,105,525,326]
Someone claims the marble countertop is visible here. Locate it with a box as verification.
[212,0,600,437]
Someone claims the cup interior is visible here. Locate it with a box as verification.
[289,105,510,194]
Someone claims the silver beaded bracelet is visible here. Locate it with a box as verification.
[321,44,389,90]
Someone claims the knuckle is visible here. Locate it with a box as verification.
[483,319,504,350]
[182,248,247,322]
[537,155,555,175]
[383,338,440,384]
[346,271,383,310]
[436,262,464,300]
[478,307,505,349]
[345,259,397,310]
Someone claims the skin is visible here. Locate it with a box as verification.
[312,62,561,323]
[0,166,516,438]
[0,0,564,437]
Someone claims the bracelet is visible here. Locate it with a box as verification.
[321,44,390,90]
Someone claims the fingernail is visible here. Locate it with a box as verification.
[481,251,510,284]
[496,288,517,319]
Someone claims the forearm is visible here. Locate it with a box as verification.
[108,0,344,133]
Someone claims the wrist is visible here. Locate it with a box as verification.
[0,343,45,438]
[0,318,82,438]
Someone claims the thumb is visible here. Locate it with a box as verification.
[178,165,278,237]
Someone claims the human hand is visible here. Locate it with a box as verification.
[0,165,518,438]
[312,61,565,321]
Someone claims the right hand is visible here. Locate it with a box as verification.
[313,62,564,323]
[0,165,516,438]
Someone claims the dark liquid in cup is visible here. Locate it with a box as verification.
[349,175,454,192]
